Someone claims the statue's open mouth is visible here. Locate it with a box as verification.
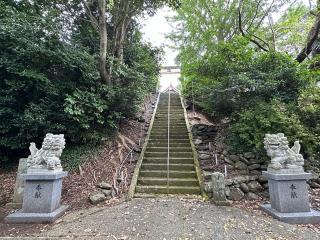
[269,144,280,148]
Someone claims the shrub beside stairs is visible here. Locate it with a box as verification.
[130,90,202,197]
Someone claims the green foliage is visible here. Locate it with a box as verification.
[173,0,320,162]
[229,100,318,157]
[65,89,109,129]
[0,2,162,164]
[182,41,305,117]
[298,86,320,135]
[0,3,97,160]
[272,4,315,54]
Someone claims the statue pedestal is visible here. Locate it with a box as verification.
[6,158,27,209]
[261,171,320,224]
[5,171,69,223]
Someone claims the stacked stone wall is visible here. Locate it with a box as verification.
[191,123,320,201]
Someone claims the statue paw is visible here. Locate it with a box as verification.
[270,162,282,170]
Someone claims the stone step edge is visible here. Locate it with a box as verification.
[143,157,194,160]
[137,177,199,182]
[133,193,202,199]
[135,185,200,190]
[139,170,196,174]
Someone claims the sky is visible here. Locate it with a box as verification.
[141,7,177,66]
[141,7,179,91]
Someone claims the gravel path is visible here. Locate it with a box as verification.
[37,197,320,240]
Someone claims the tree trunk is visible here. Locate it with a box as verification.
[113,0,131,63]
[115,19,130,62]
[98,0,110,85]
[296,14,320,63]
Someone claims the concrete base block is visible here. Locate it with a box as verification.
[5,205,69,223]
[261,204,320,224]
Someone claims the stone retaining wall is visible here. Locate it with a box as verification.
[191,123,320,201]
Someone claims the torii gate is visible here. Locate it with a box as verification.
[160,66,181,75]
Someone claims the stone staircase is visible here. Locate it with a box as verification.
[134,91,201,196]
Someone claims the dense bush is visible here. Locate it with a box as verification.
[0,3,161,164]
[228,100,318,158]
[180,36,319,161]
[298,86,320,130]
[182,39,306,118]
[0,4,97,161]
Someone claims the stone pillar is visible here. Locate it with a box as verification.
[261,171,320,224]
[6,158,27,208]
[211,172,230,206]
[5,171,68,223]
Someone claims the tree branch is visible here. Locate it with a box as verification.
[238,3,269,52]
[296,14,320,63]
[82,0,99,31]
[246,0,263,32]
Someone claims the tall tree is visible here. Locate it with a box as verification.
[83,0,110,84]
[169,0,287,72]
[82,0,180,84]
[111,0,181,62]
[296,0,320,62]
[238,0,291,52]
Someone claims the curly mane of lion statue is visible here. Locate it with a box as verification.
[264,133,304,173]
[27,133,65,171]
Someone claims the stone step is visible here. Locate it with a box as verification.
[156,112,184,114]
[157,106,182,108]
[148,135,189,139]
[145,147,192,153]
[144,151,193,158]
[148,139,189,142]
[139,170,197,178]
[156,111,184,113]
[149,136,189,141]
[152,123,186,126]
[133,92,201,197]
[143,157,194,164]
[155,115,184,117]
[155,118,185,121]
[153,121,186,123]
[147,142,191,148]
[133,193,201,198]
[152,126,187,129]
[153,122,186,125]
[151,130,188,134]
[150,130,188,134]
[141,163,195,171]
[135,185,201,194]
[150,132,188,136]
[137,177,199,186]
[148,139,190,144]
[151,129,187,133]
[152,126,186,129]
[152,122,186,125]
[157,107,182,109]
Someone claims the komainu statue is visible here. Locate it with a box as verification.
[27,134,66,172]
[264,133,304,173]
